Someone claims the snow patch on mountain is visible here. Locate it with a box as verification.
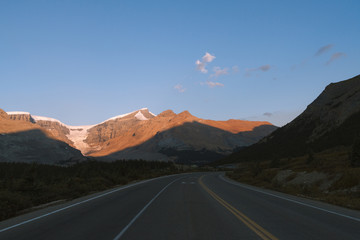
[140,108,156,116]
[32,115,95,153]
[32,115,65,125]
[104,112,134,123]
[7,108,154,154]
[135,111,148,120]
[100,108,153,123]
[6,111,31,115]
[66,125,94,153]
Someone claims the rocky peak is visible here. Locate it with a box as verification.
[176,110,198,121]
[223,74,360,164]
[138,108,156,119]
[101,108,154,123]
[290,74,360,140]
[157,110,176,118]
[178,110,192,117]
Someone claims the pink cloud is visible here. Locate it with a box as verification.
[326,52,346,65]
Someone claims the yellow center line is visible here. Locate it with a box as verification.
[199,175,279,240]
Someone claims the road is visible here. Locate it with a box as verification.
[0,172,359,239]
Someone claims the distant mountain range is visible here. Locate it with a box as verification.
[219,74,360,165]
[1,108,276,164]
[0,109,83,164]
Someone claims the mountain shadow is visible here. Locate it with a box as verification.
[216,74,360,165]
[0,129,84,165]
[95,121,277,165]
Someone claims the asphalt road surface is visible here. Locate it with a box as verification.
[0,172,359,240]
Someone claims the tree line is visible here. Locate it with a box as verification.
[0,160,181,221]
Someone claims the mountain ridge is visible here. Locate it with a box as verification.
[5,108,276,163]
[218,74,360,164]
[0,109,84,164]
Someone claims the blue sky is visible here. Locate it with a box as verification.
[1,1,359,126]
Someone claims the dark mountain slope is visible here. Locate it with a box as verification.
[0,130,84,164]
[219,74,360,164]
[96,121,277,164]
[0,109,84,164]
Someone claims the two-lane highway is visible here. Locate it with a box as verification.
[1,172,359,239]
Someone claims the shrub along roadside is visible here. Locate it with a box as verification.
[226,168,360,210]
[225,147,360,210]
[0,160,184,221]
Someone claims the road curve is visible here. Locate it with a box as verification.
[0,172,359,240]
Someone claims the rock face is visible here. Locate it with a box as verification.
[292,75,360,140]
[34,119,72,145]
[222,74,360,163]
[85,108,155,150]
[5,108,277,164]
[86,110,276,163]
[0,109,84,164]
[7,112,35,123]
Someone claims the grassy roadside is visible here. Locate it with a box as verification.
[225,146,360,210]
[0,160,196,221]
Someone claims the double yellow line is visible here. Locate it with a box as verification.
[199,176,278,240]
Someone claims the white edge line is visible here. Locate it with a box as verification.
[219,174,360,222]
[0,174,184,233]
[113,177,183,240]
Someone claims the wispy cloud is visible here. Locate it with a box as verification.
[245,110,303,127]
[174,84,186,93]
[232,66,239,73]
[263,112,272,117]
[315,44,333,56]
[211,66,229,78]
[326,52,346,65]
[202,81,224,88]
[245,64,271,77]
[196,60,207,73]
[259,65,271,71]
[292,44,333,71]
[195,52,216,74]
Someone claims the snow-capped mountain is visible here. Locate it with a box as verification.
[0,109,83,164]
[7,108,155,154]
[5,108,277,164]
